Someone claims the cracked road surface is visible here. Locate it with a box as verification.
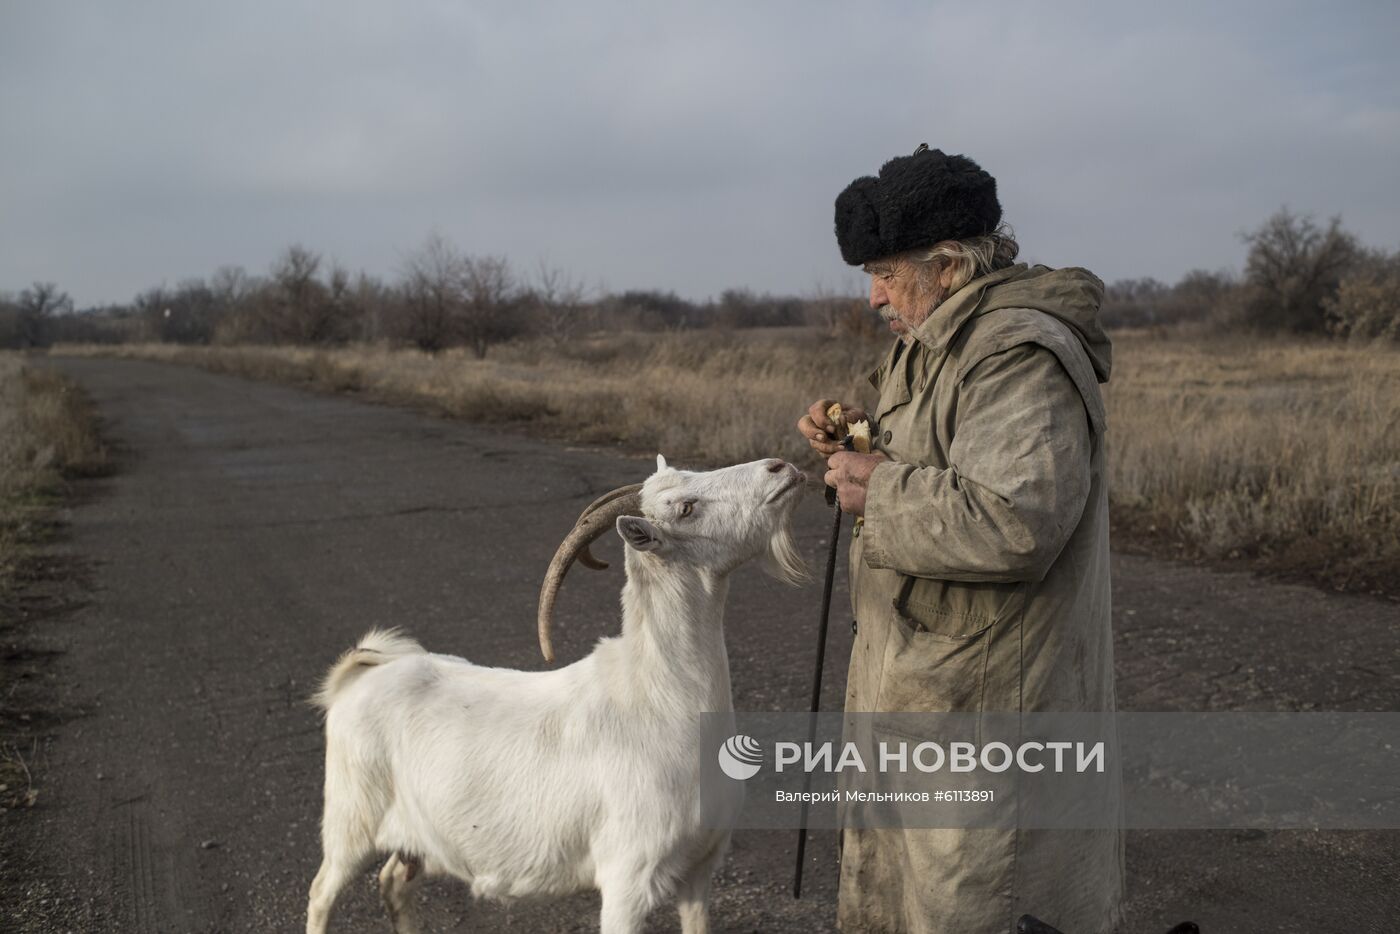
[6,356,1399,932]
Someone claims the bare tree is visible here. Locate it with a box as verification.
[1101,277,1170,329]
[397,233,468,352]
[1240,207,1360,333]
[157,279,221,344]
[11,281,73,347]
[210,265,252,310]
[132,286,168,341]
[461,254,518,358]
[594,289,697,331]
[255,245,349,344]
[206,266,267,343]
[348,271,394,342]
[530,260,589,345]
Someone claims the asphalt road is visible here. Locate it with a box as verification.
[5,356,1399,933]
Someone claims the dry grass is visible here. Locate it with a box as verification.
[0,355,109,588]
[56,332,881,465]
[0,353,108,810]
[1108,333,1399,593]
[54,333,1400,595]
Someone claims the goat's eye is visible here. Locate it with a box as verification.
[680,501,695,518]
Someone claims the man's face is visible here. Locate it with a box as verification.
[863,253,952,344]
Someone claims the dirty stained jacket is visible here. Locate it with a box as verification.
[838,263,1125,934]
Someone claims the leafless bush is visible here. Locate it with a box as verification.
[525,261,591,345]
[0,282,72,348]
[1324,248,1400,342]
[1238,207,1360,333]
[1102,278,1171,329]
[131,279,225,344]
[37,304,143,345]
[461,254,520,358]
[710,289,808,329]
[836,299,884,343]
[1101,270,1241,331]
[345,271,395,343]
[391,235,523,356]
[1173,268,1239,329]
[259,245,350,344]
[593,290,699,330]
[395,233,467,352]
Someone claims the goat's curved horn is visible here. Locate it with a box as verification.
[538,484,644,663]
[573,484,644,570]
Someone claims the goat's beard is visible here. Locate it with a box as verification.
[763,521,810,586]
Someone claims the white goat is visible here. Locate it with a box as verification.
[306,454,808,933]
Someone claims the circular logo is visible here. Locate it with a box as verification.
[717,734,764,780]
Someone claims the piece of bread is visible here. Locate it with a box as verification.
[849,419,872,454]
[825,402,872,453]
[825,402,847,437]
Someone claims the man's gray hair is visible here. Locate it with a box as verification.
[907,224,1020,295]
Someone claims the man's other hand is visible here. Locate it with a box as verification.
[797,399,870,457]
[824,451,888,517]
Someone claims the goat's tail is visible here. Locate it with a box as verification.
[312,628,425,711]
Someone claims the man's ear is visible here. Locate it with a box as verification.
[616,515,663,553]
[935,242,961,289]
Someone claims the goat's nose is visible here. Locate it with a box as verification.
[766,459,786,473]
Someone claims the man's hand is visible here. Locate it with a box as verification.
[797,399,871,457]
[824,451,888,517]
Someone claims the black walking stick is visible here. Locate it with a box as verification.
[792,489,843,898]
[793,406,869,899]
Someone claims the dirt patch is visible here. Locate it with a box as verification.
[1113,505,1400,601]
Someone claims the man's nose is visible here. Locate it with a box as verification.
[868,278,886,309]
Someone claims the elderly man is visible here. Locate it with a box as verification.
[798,146,1124,933]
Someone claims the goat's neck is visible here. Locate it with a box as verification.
[616,554,733,714]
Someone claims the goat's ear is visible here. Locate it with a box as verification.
[656,453,669,472]
[616,515,662,553]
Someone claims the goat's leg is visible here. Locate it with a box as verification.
[306,857,356,934]
[674,867,712,934]
[676,837,729,934]
[308,753,381,934]
[598,877,652,934]
[377,852,425,934]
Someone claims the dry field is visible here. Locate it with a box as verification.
[0,353,108,810]
[1107,334,1399,594]
[55,332,1400,595]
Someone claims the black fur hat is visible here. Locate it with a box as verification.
[834,144,1001,266]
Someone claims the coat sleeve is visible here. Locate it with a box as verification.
[859,343,1092,583]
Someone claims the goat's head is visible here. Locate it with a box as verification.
[537,454,809,662]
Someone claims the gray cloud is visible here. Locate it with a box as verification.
[3,0,1398,305]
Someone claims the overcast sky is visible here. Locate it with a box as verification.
[3,1,1398,306]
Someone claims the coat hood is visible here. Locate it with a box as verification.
[913,263,1113,383]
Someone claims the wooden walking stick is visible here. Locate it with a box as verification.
[794,405,870,899]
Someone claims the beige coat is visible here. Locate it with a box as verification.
[838,264,1125,933]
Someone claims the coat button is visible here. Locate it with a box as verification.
[851,619,858,635]
[882,429,892,445]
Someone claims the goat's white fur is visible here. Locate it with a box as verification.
[306,455,807,933]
